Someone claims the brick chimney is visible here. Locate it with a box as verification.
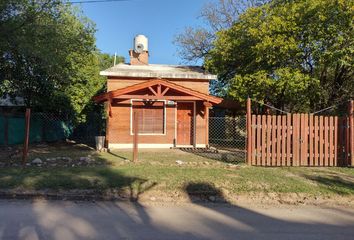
[129,35,149,65]
[129,49,149,65]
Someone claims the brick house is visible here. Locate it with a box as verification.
[94,35,222,149]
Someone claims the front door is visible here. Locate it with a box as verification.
[177,102,194,145]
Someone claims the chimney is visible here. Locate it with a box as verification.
[129,35,149,65]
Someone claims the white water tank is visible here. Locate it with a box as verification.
[134,35,148,53]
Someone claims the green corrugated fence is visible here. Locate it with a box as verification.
[0,113,72,145]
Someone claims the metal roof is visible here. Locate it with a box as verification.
[100,63,217,80]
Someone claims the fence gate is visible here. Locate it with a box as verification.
[247,100,354,167]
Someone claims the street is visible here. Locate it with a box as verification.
[0,200,353,240]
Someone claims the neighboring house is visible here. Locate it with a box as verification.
[0,95,24,114]
[0,95,24,107]
[94,35,222,149]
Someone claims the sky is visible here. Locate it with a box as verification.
[75,0,212,65]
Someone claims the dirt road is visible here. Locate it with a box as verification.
[0,200,353,240]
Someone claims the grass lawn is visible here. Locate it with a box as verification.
[0,144,353,202]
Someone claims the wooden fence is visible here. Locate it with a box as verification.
[246,99,354,167]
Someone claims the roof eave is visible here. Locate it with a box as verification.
[99,71,217,80]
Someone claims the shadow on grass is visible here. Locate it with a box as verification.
[107,151,128,160]
[179,147,245,164]
[300,172,354,195]
[0,155,156,201]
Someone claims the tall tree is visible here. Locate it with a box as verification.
[205,0,353,112]
[0,0,124,122]
[174,0,268,63]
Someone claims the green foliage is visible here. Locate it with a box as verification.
[230,68,320,112]
[205,0,354,112]
[0,0,123,124]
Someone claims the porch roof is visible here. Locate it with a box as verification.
[93,79,223,104]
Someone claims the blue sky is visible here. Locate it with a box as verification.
[75,0,212,65]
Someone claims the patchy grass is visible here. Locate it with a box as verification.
[0,144,353,200]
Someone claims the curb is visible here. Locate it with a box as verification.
[0,190,133,201]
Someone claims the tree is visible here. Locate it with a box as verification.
[174,0,268,62]
[205,0,353,112]
[0,0,95,110]
[0,0,124,122]
[69,52,124,138]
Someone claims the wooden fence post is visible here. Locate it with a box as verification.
[246,98,252,165]
[4,115,8,145]
[203,102,212,148]
[349,100,354,166]
[22,108,31,166]
[133,111,138,162]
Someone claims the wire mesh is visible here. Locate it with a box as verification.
[208,116,246,163]
[0,111,71,164]
[182,116,246,164]
[0,110,247,165]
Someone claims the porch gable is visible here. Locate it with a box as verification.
[93,79,222,104]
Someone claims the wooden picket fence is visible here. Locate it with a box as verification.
[246,100,354,167]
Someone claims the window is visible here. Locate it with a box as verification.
[132,101,165,134]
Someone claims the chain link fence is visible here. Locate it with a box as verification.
[182,116,246,164]
[0,110,246,165]
[0,110,104,165]
[0,112,72,145]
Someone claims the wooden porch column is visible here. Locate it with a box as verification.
[246,98,252,165]
[204,102,212,148]
[105,97,112,149]
[349,100,354,166]
[133,111,139,162]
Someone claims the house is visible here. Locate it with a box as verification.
[94,35,222,149]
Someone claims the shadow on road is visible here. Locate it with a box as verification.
[0,182,353,239]
[183,182,354,240]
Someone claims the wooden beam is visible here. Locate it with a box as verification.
[94,79,223,104]
[204,102,210,148]
[246,98,252,165]
[148,86,158,96]
[157,84,162,96]
[203,101,213,108]
[105,101,111,148]
[161,87,170,96]
[133,111,138,162]
[108,97,112,117]
[114,95,202,101]
[22,108,31,166]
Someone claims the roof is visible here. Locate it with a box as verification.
[100,63,217,80]
[215,99,244,110]
[93,79,222,104]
